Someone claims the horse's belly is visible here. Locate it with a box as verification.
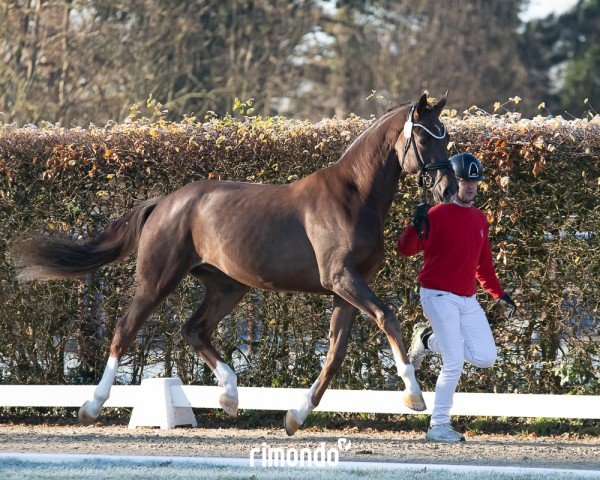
[194,209,324,293]
[230,261,324,293]
[214,244,325,293]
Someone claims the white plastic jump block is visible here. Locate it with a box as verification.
[128,378,197,430]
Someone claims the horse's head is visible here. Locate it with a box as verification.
[394,92,458,203]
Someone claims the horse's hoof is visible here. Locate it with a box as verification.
[219,393,238,417]
[284,410,302,436]
[403,393,427,412]
[78,401,98,425]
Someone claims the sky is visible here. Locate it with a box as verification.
[319,0,579,23]
[519,0,579,22]
[321,1,580,23]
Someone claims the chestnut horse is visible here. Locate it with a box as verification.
[13,93,457,435]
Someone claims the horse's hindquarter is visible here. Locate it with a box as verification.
[190,181,325,292]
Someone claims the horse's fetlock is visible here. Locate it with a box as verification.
[93,392,109,404]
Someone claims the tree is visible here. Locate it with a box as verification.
[522,0,599,116]
[1,0,594,124]
[0,1,317,125]
[89,0,317,119]
[0,0,128,125]
[292,0,535,118]
[559,0,599,115]
[562,44,600,114]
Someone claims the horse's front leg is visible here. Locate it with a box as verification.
[284,296,357,436]
[321,264,426,412]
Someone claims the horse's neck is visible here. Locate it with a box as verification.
[336,119,403,221]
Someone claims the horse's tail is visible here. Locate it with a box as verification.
[12,197,162,281]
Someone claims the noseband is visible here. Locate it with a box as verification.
[401,104,453,201]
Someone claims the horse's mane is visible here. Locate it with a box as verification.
[384,102,412,114]
[338,102,410,166]
[374,102,411,128]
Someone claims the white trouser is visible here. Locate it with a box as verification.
[420,287,497,426]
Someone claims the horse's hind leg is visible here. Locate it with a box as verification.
[182,269,249,417]
[78,239,195,424]
[284,296,357,436]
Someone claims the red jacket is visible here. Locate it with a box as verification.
[396,202,504,299]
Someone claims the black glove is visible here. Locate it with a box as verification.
[411,203,431,240]
[498,293,517,318]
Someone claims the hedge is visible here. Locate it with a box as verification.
[0,109,598,396]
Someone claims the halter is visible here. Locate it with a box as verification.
[401,104,453,202]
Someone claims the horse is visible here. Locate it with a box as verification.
[13,92,457,435]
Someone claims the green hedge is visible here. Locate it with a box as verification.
[0,111,598,395]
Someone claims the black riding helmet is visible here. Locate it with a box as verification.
[449,153,484,181]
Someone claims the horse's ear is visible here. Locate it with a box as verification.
[433,91,448,113]
[415,93,428,116]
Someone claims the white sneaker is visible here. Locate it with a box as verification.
[408,324,431,370]
[426,424,465,442]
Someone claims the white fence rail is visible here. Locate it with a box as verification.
[1,378,599,429]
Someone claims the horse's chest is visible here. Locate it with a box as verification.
[352,228,382,251]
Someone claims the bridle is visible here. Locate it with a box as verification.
[401,103,453,202]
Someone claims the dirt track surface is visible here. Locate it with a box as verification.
[1,425,599,471]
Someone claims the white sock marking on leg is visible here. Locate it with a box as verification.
[87,356,119,418]
[214,361,238,399]
[292,379,319,425]
[393,349,421,395]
